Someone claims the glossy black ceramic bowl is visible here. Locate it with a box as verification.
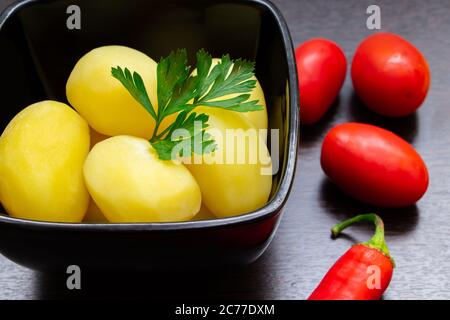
[0,0,298,271]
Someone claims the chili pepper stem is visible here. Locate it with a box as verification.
[331,213,393,265]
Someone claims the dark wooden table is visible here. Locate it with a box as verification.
[1,0,450,300]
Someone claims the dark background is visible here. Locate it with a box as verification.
[1,0,449,299]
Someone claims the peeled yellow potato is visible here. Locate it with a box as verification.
[84,135,201,222]
[239,75,267,131]
[66,45,160,139]
[184,107,272,218]
[192,58,268,131]
[83,200,108,222]
[0,101,90,222]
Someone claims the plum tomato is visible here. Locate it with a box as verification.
[351,33,430,117]
[295,38,347,124]
[321,123,428,207]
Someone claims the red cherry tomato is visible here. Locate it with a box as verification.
[295,38,347,124]
[351,33,430,117]
[321,123,428,207]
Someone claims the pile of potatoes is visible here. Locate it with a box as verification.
[0,46,272,223]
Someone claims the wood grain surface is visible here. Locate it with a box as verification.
[1,0,450,300]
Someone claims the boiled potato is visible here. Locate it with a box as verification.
[84,135,201,222]
[184,107,272,218]
[66,45,160,139]
[192,58,268,131]
[0,101,90,222]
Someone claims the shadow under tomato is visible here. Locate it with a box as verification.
[299,96,341,147]
[318,178,419,235]
[348,93,419,144]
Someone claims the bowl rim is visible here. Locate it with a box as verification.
[0,0,299,231]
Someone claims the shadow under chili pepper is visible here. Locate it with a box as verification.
[348,92,419,144]
[299,96,341,147]
[318,178,419,235]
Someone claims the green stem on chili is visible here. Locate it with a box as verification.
[331,213,393,264]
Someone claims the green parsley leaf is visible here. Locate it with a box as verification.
[194,49,215,99]
[157,49,192,117]
[152,111,215,160]
[163,75,198,117]
[193,54,263,113]
[112,48,262,160]
[111,66,157,120]
[198,94,263,112]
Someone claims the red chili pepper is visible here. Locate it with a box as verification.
[308,214,394,300]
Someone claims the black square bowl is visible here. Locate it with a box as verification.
[0,0,299,271]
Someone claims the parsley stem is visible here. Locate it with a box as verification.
[150,120,161,143]
[155,124,172,140]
